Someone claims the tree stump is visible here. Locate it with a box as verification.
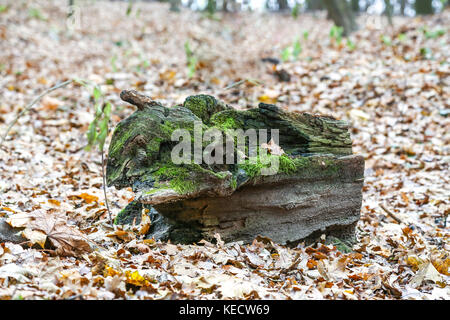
[107,90,364,244]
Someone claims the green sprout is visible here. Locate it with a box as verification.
[346,39,356,50]
[281,37,302,62]
[329,25,343,46]
[381,35,392,46]
[28,7,47,21]
[184,40,198,78]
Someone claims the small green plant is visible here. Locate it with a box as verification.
[281,47,291,62]
[110,55,118,72]
[74,78,114,225]
[420,47,433,59]
[281,37,302,62]
[28,7,46,21]
[184,40,198,78]
[303,30,309,41]
[85,87,112,153]
[126,0,133,16]
[292,37,301,59]
[381,35,392,46]
[135,54,150,73]
[397,33,407,42]
[346,39,356,50]
[424,28,445,39]
[0,5,8,13]
[329,25,343,46]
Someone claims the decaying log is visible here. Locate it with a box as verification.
[107,90,364,244]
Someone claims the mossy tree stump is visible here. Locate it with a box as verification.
[107,90,364,244]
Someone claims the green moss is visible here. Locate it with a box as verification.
[230,176,237,190]
[237,149,343,179]
[240,157,265,178]
[114,200,145,225]
[183,95,218,123]
[152,164,198,194]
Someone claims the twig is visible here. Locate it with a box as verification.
[0,79,73,147]
[379,203,403,224]
[101,151,113,226]
[222,78,263,91]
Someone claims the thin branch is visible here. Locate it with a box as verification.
[0,79,73,147]
[222,78,263,91]
[101,151,113,226]
[379,203,403,224]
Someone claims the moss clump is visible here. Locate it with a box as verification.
[239,149,305,178]
[237,150,342,179]
[209,110,243,131]
[152,164,198,194]
[114,200,150,225]
[183,95,222,124]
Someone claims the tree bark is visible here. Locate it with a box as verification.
[384,0,393,26]
[400,0,406,15]
[322,0,358,36]
[415,0,434,15]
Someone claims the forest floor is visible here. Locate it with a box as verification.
[0,1,449,299]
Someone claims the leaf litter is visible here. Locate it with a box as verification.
[0,1,448,299]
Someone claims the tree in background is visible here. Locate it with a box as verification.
[206,0,216,14]
[322,0,358,36]
[169,0,181,12]
[384,0,393,25]
[351,0,359,12]
[278,0,289,11]
[306,0,325,11]
[415,0,434,14]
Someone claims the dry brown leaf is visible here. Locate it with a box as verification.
[260,138,285,156]
[26,210,92,256]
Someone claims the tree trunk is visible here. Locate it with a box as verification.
[169,0,181,12]
[400,0,406,15]
[351,0,359,12]
[206,0,216,14]
[384,0,393,25]
[306,0,325,11]
[322,0,358,36]
[415,0,434,15]
[278,0,289,11]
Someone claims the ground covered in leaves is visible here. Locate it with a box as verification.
[0,1,448,299]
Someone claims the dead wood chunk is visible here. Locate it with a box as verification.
[107,91,364,244]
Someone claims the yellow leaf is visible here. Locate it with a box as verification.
[104,265,120,277]
[431,251,450,276]
[406,254,424,271]
[258,95,277,104]
[138,214,151,236]
[48,199,61,206]
[77,193,99,204]
[37,77,47,85]
[1,207,15,213]
[125,270,148,287]
[22,228,47,248]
